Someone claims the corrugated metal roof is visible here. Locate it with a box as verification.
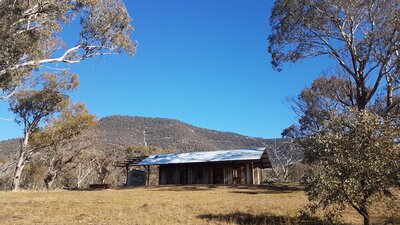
[138,147,266,165]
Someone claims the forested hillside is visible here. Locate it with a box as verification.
[0,115,285,189]
[1,116,275,157]
[96,115,272,152]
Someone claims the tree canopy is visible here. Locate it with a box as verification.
[269,1,400,224]
[269,0,400,111]
[9,72,86,191]
[0,0,136,98]
[301,109,399,224]
[29,103,98,189]
[1,0,135,190]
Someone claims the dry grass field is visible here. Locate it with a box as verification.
[0,185,398,225]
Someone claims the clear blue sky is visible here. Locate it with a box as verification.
[0,0,329,141]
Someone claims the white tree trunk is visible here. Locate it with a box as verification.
[12,132,30,191]
[76,159,95,189]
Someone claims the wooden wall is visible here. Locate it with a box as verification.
[252,167,261,185]
[159,162,257,185]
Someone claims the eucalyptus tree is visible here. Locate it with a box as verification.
[9,72,78,191]
[268,140,302,182]
[290,75,358,134]
[30,103,98,189]
[0,0,136,99]
[301,110,399,225]
[269,0,400,113]
[288,73,400,224]
[269,1,400,224]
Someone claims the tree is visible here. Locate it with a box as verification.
[267,138,303,182]
[269,0,400,112]
[29,103,98,189]
[290,75,358,135]
[0,154,13,189]
[9,72,77,191]
[59,145,108,189]
[290,74,399,133]
[300,109,399,225]
[125,146,159,157]
[285,74,399,223]
[0,0,136,99]
[75,156,97,189]
[93,154,112,185]
[269,1,400,223]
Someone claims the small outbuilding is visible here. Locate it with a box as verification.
[138,147,271,185]
[127,169,147,186]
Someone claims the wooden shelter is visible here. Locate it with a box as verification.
[138,148,271,185]
[115,156,150,186]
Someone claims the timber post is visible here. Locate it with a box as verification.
[146,165,150,186]
[125,164,129,186]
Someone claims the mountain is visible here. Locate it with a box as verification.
[96,115,272,152]
[0,116,293,189]
[0,138,20,160]
[0,115,275,158]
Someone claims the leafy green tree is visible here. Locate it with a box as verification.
[285,74,399,224]
[9,72,77,191]
[0,0,136,99]
[301,109,399,225]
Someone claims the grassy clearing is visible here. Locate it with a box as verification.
[0,185,397,225]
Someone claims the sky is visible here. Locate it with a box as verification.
[0,0,329,141]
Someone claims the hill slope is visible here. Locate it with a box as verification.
[0,116,290,189]
[0,115,275,158]
[96,115,271,152]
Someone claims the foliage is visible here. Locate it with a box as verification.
[290,74,399,136]
[28,103,98,189]
[289,75,356,135]
[9,72,78,130]
[125,145,162,157]
[269,2,400,223]
[0,153,12,189]
[30,103,98,149]
[300,109,400,224]
[8,72,79,191]
[269,0,400,111]
[1,0,135,190]
[20,163,48,190]
[0,0,136,97]
[0,116,288,190]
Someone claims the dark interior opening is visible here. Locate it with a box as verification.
[213,166,224,184]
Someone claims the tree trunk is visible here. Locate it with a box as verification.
[361,211,370,225]
[283,167,290,182]
[363,215,370,225]
[357,89,368,110]
[12,152,25,191]
[12,132,30,191]
[387,83,393,109]
[360,205,370,225]
[356,76,369,110]
[44,172,57,190]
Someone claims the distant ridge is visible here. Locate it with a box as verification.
[96,115,272,152]
[0,115,276,158]
[0,115,287,188]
